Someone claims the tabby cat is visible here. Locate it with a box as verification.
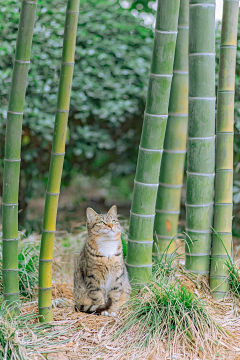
[74,205,131,316]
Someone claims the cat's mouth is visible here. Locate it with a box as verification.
[99,229,120,238]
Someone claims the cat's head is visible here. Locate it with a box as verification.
[86,205,121,238]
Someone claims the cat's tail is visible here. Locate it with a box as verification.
[75,298,112,314]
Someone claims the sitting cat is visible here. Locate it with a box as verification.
[74,205,131,317]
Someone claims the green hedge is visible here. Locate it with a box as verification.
[0,0,153,223]
[2,0,240,233]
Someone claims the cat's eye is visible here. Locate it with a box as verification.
[99,221,104,225]
[112,220,116,224]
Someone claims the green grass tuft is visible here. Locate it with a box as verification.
[211,228,240,300]
[115,251,221,352]
[0,303,28,360]
[118,280,214,349]
[18,242,39,299]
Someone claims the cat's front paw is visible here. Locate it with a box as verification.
[108,312,116,317]
[101,310,108,316]
[101,310,116,317]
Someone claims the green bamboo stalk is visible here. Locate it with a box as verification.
[38,0,80,322]
[210,0,239,299]
[153,0,188,256]
[2,0,37,306]
[126,0,180,284]
[185,0,216,275]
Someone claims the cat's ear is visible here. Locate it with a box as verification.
[108,205,117,218]
[86,208,98,222]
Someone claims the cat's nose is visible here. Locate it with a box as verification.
[108,224,113,228]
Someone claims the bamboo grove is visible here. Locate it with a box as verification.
[1,0,239,318]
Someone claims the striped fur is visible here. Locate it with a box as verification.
[74,205,131,316]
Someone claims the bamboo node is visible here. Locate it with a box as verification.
[1,203,18,206]
[139,146,163,153]
[216,131,234,134]
[189,52,215,56]
[214,202,233,206]
[46,191,60,196]
[216,231,232,235]
[7,111,24,115]
[125,263,153,267]
[220,45,237,49]
[217,90,235,93]
[189,97,216,100]
[188,136,215,140]
[51,151,65,156]
[155,29,178,34]
[61,61,75,65]
[127,239,153,244]
[2,269,18,272]
[216,169,233,173]
[3,238,20,242]
[144,112,168,119]
[39,259,53,263]
[187,172,215,177]
[134,180,159,187]
[185,202,214,207]
[3,292,20,296]
[4,158,21,162]
[66,10,79,14]
[39,287,52,290]
[56,109,69,113]
[155,209,180,214]
[178,25,189,29]
[189,4,216,7]
[149,73,173,78]
[39,306,52,310]
[42,229,56,233]
[14,59,30,64]
[130,211,155,218]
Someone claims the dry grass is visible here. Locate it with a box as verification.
[1,232,240,359]
[16,279,240,360]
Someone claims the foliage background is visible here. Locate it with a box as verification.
[0,0,154,225]
[1,0,240,234]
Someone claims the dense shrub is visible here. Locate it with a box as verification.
[0,0,153,222]
[2,0,240,232]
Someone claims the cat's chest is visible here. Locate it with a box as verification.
[96,239,119,258]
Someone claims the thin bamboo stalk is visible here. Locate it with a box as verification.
[153,0,188,256]
[210,0,239,299]
[126,0,180,284]
[185,0,216,275]
[2,0,37,306]
[38,0,80,322]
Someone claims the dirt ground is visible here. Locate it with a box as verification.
[4,181,240,359]
[20,280,240,360]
